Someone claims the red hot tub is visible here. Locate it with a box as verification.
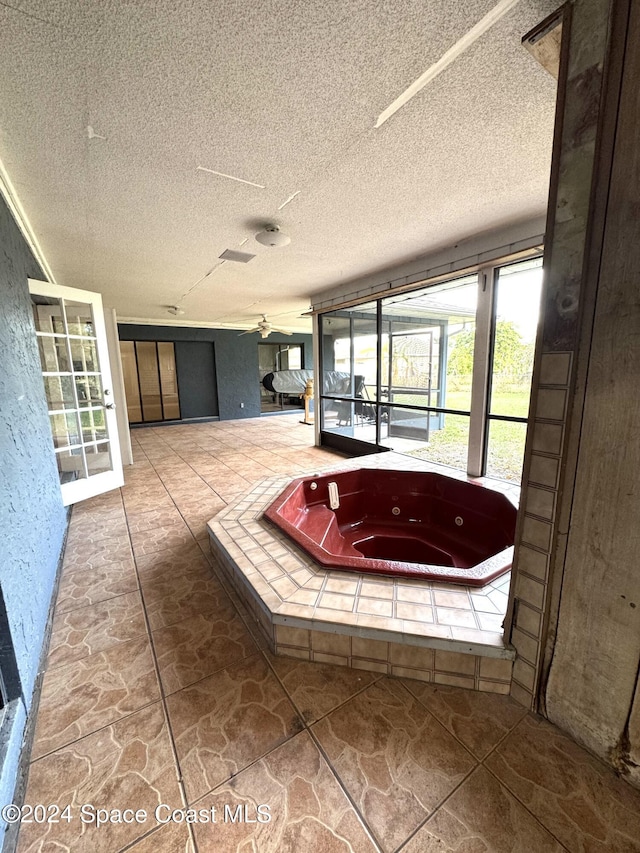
[264,469,517,585]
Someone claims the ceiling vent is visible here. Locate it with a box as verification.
[219,249,256,263]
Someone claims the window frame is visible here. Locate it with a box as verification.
[317,256,543,480]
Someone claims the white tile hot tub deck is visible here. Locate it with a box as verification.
[208,441,520,694]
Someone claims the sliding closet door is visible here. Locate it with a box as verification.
[158,342,180,419]
[119,340,181,423]
[120,341,142,422]
[136,342,163,421]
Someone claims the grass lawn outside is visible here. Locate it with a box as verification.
[404,384,531,482]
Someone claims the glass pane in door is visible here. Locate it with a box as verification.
[86,442,113,474]
[30,280,123,505]
[259,343,305,413]
[32,296,65,333]
[37,336,70,372]
[64,301,95,336]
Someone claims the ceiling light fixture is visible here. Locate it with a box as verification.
[255,224,291,247]
[375,0,522,128]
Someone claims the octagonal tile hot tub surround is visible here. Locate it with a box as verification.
[207,454,518,694]
[263,469,516,586]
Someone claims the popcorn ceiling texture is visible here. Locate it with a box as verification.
[0,0,559,329]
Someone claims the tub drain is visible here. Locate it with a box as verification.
[392,506,401,516]
[455,516,464,526]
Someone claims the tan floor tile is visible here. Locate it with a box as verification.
[68,506,127,530]
[31,636,160,760]
[56,560,138,613]
[486,714,640,852]
[125,505,187,532]
[18,703,181,853]
[130,523,194,557]
[125,822,195,852]
[193,731,377,853]
[72,490,123,512]
[152,607,258,695]
[312,679,476,852]
[66,516,129,546]
[135,542,210,583]
[122,480,168,496]
[268,652,380,724]
[211,485,252,502]
[402,681,527,759]
[167,485,220,504]
[185,520,217,542]
[142,569,229,631]
[62,536,133,571]
[166,654,303,801]
[403,766,563,852]
[48,592,147,668]
[123,492,176,514]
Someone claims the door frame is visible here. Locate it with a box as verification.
[29,279,124,505]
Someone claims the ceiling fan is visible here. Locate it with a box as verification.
[238,315,293,339]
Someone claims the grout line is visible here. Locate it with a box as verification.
[47,419,530,853]
[479,715,573,852]
[262,647,384,730]
[392,762,481,853]
[183,489,384,847]
[481,760,572,851]
[52,583,141,618]
[122,446,201,853]
[304,723,385,853]
[29,696,165,764]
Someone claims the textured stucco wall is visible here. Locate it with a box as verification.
[0,196,67,811]
[118,324,313,421]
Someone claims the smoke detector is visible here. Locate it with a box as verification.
[167,306,184,316]
[255,224,291,247]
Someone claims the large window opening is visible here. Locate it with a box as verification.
[319,258,542,482]
[259,343,304,413]
[485,259,543,481]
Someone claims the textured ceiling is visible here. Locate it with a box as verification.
[0,0,559,332]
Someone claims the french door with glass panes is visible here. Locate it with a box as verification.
[29,280,123,506]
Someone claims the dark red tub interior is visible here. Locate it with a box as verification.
[263,469,517,585]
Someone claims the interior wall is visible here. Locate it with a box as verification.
[545,0,640,786]
[0,196,67,812]
[505,0,615,710]
[174,341,218,419]
[118,324,312,421]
